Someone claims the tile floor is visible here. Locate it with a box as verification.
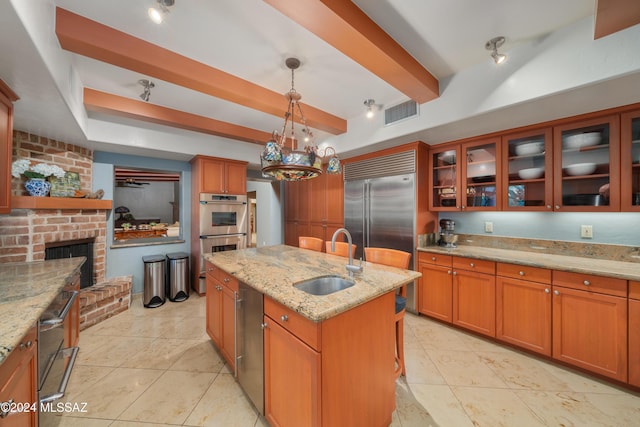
[57,294,640,426]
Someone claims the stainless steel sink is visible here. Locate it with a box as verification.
[294,275,355,296]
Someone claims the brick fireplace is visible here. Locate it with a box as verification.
[0,131,132,330]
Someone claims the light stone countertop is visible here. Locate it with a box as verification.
[204,245,421,322]
[417,245,640,281]
[0,258,85,367]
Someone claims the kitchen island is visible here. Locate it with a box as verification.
[204,245,421,427]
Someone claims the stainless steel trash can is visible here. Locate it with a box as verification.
[143,254,166,308]
[166,252,189,302]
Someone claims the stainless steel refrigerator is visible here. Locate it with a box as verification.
[344,172,417,311]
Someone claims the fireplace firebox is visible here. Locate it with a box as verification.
[45,238,95,288]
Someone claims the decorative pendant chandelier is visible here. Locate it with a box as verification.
[261,58,341,181]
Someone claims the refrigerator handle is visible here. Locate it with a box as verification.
[364,181,370,248]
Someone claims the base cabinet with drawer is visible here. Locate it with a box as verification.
[629,281,640,387]
[496,263,552,355]
[263,292,396,427]
[0,325,37,427]
[452,257,497,337]
[552,271,627,382]
[205,261,238,371]
[417,253,453,322]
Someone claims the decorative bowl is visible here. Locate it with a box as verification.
[514,141,544,156]
[564,132,601,149]
[518,167,544,179]
[564,162,597,176]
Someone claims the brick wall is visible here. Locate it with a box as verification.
[11,130,93,196]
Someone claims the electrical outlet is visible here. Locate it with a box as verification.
[485,221,493,233]
[581,225,593,239]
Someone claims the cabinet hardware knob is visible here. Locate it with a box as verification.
[432,257,436,261]
[583,280,590,286]
[447,270,452,275]
[545,288,550,293]
[554,290,560,295]
[223,277,230,283]
[519,271,524,276]
[555,205,560,209]
[280,315,288,322]
[547,205,552,209]
[469,263,475,268]
[452,271,457,276]
[261,322,268,329]
[207,267,213,272]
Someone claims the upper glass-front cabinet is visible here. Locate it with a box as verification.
[621,110,640,211]
[553,115,620,211]
[461,139,501,210]
[502,128,553,210]
[430,145,460,210]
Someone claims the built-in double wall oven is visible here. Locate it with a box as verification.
[198,193,248,293]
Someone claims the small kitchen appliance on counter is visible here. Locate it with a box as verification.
[438,218,458,248]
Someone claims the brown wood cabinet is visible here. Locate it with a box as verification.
[552,271,627,382]
[263,292,396,427]
[620,109,640,211]
[0,80,18,215]
[284,165,344,247]
[190,155,247,294]
[452,257,496,337]
[629,281,640,387]
[496,263,552,355]
[64,273,81,350]
[417,252,453,322]
[204,260,238,370]
[0,324,37,427]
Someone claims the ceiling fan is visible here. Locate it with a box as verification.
[117,177,150,187]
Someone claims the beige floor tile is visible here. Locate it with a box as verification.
[583,391,640,425]
[120,337,206,370]
[515,389,620,426]
[77,336,156,367]
[57,416,113,426]
[184,372,260,427]
[66,367,164,419]
[537,360,630,394]
[408,384,475,427]
[428,349,508,388]
[167,339,226,373]
[452,386,547,427]
[118,370,216,424]
[476,350,572,391]
[62,364,115,400]
[404,345,447,385]
[394,379,441,427]
[111,421,179,427]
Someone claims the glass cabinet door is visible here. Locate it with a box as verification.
[502,128,553,210]
[461,138,501,210]
[621,110,640,211]
[553,115,620,211]
[430,146,459,210]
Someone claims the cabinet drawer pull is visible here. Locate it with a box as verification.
[519,271,524,276]
[19,340,33,350]
[545,288,550,294]
[469,263,475,268]
[280,315,288,322]
[261,322,268,329]
[432,256,436,261]
[554,290,560,296]
[223,277,230,283]
[583,280,590,286]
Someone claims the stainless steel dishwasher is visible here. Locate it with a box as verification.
[236,282,264,414]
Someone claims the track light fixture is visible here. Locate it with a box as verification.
[138,79,155,102]
[485,36,507,65]
[148,0,175,24]
[364,99,375,119]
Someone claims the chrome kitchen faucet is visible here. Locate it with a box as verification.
[331,228,363,277]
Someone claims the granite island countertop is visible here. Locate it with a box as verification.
[204,245,421,322]
[417,245,640,281]
[0,257,85,366]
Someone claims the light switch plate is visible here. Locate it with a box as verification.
[581,225,593,239]
[485,221,493,233]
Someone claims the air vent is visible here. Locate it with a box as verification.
[344,151,415,181]
[384,100,418,126]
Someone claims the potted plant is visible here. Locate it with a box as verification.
[11,159,66,197]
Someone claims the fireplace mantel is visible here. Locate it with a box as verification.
[12,196,112,210]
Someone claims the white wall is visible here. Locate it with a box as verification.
[247,179,283,247]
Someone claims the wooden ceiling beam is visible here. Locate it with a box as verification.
[56,7,346,135]
[264,0,439,104]
[83,88,273,145]
[594,0,640,39]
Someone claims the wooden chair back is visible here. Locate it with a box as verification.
[299,236,324,252]
[364,247,412,297]
[325,241,356,258]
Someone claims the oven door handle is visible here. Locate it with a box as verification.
[39,346,79,404]
[40,291,78,331]
[199,200,246,205]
